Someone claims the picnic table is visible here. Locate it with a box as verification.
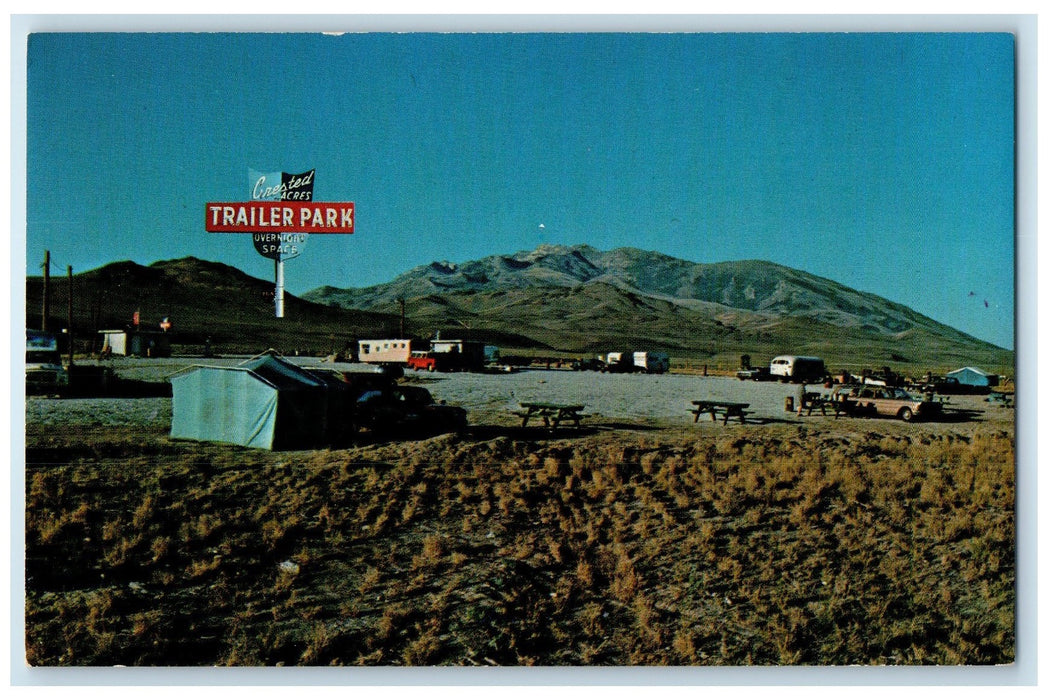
[801,394,849,417]
[690,400,751,425]
[986,391,1014,408]
[515,402,587,431]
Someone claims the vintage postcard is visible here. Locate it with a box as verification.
[18,17,1025,681]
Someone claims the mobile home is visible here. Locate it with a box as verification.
[357,339,413,365]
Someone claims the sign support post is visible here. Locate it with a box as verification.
[275,256,285,318]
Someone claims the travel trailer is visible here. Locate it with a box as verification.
[769,355,827,383]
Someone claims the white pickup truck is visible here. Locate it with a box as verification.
[26,330,69,394]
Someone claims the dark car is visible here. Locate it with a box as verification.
[311,368,467,438]
[572,357,607,372]
[917,375,991,396]
[392,385,468,434]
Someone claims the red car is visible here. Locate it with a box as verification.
[407,351,437,372]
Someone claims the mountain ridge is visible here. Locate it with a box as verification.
[303,244,999,349]
[24,248,1013,371]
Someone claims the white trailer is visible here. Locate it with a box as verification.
[357,339,413,365]
[632,351,669,374]
[769,355,827,383]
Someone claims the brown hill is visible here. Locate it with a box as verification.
[25,257,400,356]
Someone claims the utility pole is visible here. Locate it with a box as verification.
[41,250,51,331]
[399,298,406,337]
[67,265,74,366]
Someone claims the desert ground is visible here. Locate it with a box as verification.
[23,357,1016,667]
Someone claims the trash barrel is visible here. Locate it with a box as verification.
[784,396,794,413]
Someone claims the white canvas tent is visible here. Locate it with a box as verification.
[170,352,339,450]
[946,366,999,387]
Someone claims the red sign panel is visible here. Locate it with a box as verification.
[206,202,354,233]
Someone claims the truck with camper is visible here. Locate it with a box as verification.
[26,330,69,394]
[769,355,827,383]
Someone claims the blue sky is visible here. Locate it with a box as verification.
[24,31,1015,349]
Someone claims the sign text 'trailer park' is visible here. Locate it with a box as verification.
[205,201,355,233]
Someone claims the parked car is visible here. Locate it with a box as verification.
[917,375,991,395]
[736,367,771,381]
[835,385,942,422]
[572,357,607,372]
[602,352,635,373]
[389,385,467,432]
[312,368,466,437]
[407,350,437,372]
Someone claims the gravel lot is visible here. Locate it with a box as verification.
[24,355,1008,431]
[415,367,804,422]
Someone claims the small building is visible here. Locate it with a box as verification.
[99,330,171,358]
[99,330,128,356]
[946,366,1000,388]
[430,339,485,372]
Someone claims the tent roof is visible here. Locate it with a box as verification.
[237,353,326,391]
[948,366,993,377]
[170,352,328,391]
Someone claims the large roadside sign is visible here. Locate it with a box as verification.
[205,201,354,233]
[206,168,354,318]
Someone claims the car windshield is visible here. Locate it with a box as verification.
[26,351,61,365]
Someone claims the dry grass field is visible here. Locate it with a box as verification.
[24,407,1014,667]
